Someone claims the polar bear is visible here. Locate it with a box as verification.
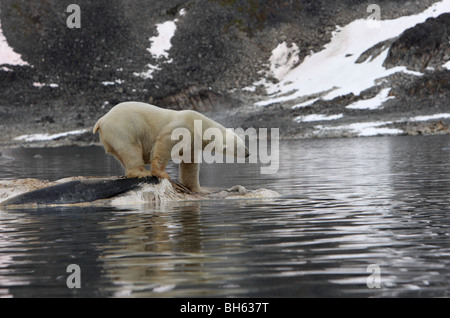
[93,101,249,193]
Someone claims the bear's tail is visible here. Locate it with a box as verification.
[93,121,101,134]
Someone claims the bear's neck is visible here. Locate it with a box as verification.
[197,113,226,133]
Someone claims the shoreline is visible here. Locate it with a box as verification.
[1,110,448,149]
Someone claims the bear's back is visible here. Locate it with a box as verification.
[94,101,176,140]
[110,101,169,116]
[105,102,174,126]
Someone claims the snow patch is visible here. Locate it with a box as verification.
[102,79,124,86]
[409,113,450,122]
[346,88,394,110]
[134,9,186,80]
[314,112,450,137]
[443,60,450,70]
[292,98,320,109]
[133,64,161,80]
[318,121,402,137]
[33,82,59,88]
[242,85,256,92]
[269,42,300,80]
[295,113,343,123]
[148,20,178,60]
[0,66,12,72]
[14,129,89,142]
[243,42,300,93]
[0,18,29,66]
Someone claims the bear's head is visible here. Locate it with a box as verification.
[223,129,250,158]
[200,127,250,161]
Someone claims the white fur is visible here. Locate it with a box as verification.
[93,102,248,193]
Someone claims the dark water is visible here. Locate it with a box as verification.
[0,135,449,297]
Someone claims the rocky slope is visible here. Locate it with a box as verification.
[0,0,448,147]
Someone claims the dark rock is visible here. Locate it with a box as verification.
[356,38,396,64]
[391,70,450,100]
[37,115,55,124]
[384,13,450,71]
[1,0,137,90]
[152,85,242,112]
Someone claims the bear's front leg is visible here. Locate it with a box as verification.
[151,166,170,180]
[179,162,205,193]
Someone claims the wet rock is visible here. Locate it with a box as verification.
[152,85,241,112]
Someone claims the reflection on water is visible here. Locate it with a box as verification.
[0,135,450,297]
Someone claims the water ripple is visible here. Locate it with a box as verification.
[1,135,450,297]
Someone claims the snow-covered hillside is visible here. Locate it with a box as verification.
[0,0,448,145]
[244,0,450,137]
[253,0,449,107]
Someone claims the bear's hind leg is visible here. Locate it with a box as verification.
[115,145,152,178]
[150,135,172,180]
[97,126,152,178]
